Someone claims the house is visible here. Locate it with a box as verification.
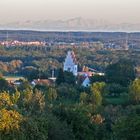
[3,76,24,84]
[78,71,94,77]
[63,51,78,76]
[82,76,91,87]
[31,79,54,86]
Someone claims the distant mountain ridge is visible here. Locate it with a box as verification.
[1,17,140,32]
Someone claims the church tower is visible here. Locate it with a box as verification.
[63,51,78,76]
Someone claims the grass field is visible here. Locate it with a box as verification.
[105,96,129,105]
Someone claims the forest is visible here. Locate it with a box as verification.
[0,58,140,140]
[0,41,140,140]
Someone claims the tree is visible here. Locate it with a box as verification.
[19,89,45,115]
[32,89,46,113]
[129,78,140,104]
[0,109,23,133]
[90,82,106,107]
[105,83,127,97]
[80,92,88,104]
[0,78,9,91]
[47,87,57,102]
[64,71,76,85]
[56,69,76,85]
[18,80,32,91]
[106,60,135,86]
[56,68,65,85]
[56,83,78,100]
[0,92,23,140]
[0,90,48,140]
[47,114,75,140]
[12,89,20,104]
[21,115,48,140]
[20,67,39,81]
[0,91,13,109]
[53,106,96,140]
[90,75,106,83]
[113,115,140,140]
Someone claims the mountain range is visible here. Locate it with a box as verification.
[1,17,140,32]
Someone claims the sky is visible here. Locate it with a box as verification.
[0,0,140,24]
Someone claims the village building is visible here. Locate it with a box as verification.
[31,79,54,87]
[63,51,78,76]
[82,76,91,87]
[3,76,25,85]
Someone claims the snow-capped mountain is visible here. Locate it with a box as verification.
[0,17,140,32]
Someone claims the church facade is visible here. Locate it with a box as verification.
[63,51,78,76]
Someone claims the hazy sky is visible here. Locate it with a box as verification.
[0,0,139,23]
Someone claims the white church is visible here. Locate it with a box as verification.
[63,50,91,87]
[63,51,78,76]
[63,50,104,87]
